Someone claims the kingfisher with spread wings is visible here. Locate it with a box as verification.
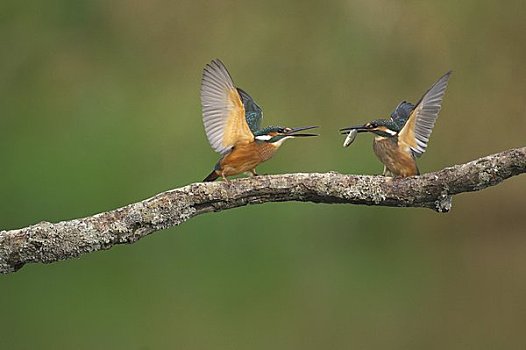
[340,71,452,177]
[200,59,318,182]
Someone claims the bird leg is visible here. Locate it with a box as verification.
[221,172,230,183]
[382,166,394,177]
[249,169,259,177]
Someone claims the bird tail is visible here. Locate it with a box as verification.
[203,170,219,182]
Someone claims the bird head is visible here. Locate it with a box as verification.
[340,119,400,138]
[254,126,318,146]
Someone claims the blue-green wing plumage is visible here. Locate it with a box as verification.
[390,101,415,130]
[237,87,263,133]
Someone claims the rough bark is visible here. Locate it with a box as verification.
[1,147,525,274]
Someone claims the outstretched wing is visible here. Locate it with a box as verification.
[200,59,254,155]
[398,71,452,157]
[237,87,263,133]
[390,101,415,130]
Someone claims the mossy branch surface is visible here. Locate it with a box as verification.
[1,147,525,274]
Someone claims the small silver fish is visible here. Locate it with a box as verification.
[343,129,358,147]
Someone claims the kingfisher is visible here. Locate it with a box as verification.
[340,71,452,177]
[201,59,318,182]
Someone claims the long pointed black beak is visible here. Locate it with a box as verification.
[339,125,369,134]
[286,125,319,137]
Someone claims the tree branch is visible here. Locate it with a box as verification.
[1,147,525,274]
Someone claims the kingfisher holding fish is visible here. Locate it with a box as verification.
[340,71,452,177]
[201,59,318,182]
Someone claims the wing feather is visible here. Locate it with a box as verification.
[390,101,415,130]
[200,59,253,154]
[398,71,452,157]
[237,87,263,133]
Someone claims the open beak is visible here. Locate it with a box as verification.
[286,125,319,137]
[339,124,370,134]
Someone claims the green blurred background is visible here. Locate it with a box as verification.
[1,0,525,348]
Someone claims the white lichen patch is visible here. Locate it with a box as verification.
[342,176,387,204]
[109,221,128,234]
